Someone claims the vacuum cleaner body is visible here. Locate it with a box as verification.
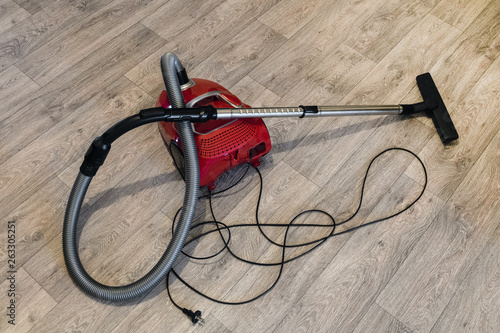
[157,78,272,190]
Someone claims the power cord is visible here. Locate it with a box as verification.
[166,147,427,324]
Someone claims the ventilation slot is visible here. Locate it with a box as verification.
[198,121,256,158]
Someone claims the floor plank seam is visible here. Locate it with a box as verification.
[368,303,413,332]
[12,63,41,88]
[425,223,500,333]
[11,0,41,16]
[266,226,398,333]
[14,60,44,87]
[21,265,58,307]
[121,74,157,104]
[0,27,166,169]
[137,22,168,48]
[246,70,285,98]
[377,135,500,332]
[0,175,54,221]
[443,0,495,33]
[5,2,113,77]
[432,129,500,205]
[298,174,440,332]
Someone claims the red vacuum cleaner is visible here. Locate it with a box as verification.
[63,53,458,302]
[157,78,272,190]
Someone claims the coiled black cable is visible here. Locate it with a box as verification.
[166,147,427,311]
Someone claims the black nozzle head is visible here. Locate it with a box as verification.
[401,73,458,144]
[417,73,458,144]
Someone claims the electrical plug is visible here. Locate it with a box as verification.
[182,308,205,326]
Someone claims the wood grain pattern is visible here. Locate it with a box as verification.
[421,1,500,115]
[57,124,162,207]
[188,20,286,89]
[210,188,345,332]
[26,286,137,333]
[90,210,174,283]
[249,0,387,97]
[1,0,498,332]
[431,221,500,333]
[17,0,167,86]
[431,0,492,31]
[0,10,63,73]
[418,0,440,8]
[312,116,433,227]
[405,52,500,201]
[264,43,375,167]
[109,283,231,333]
[0,64,39,121]
[0,75,153,220]
[0,0,115,73]
[0,0,31,34]
[0,268,57,333]
[141,0,226,40]
[0,23,163,161]
[228,75,281,107]
[0,177,68,268]
[344,0,430,62]
[12,0,53,15]
[258,0,327,39]
[282,14,460,188]
[341,14,461,106]
[353,303,411,333]
[272,175,441,333]
[376,131,500,332]
[280,43,377,106]
[125,0,279,96]
[165,162,319,308]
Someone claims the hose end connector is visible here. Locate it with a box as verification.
[80,137,110,176]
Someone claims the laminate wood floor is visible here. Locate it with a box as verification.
[0,0,499,332]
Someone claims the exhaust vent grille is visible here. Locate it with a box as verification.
[198,121,256,158]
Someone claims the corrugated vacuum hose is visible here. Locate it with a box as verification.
[62,53,199,301]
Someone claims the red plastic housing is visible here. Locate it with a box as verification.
[157,78,272,190]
